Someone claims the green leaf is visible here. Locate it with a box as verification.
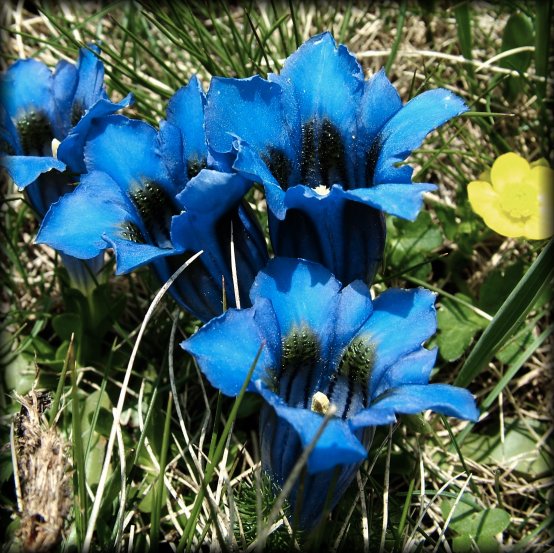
[460,418,550,477]
[387,211,443,278]
[500,13,534,72]
[495,322,534,364]
[437,294,488,361]
[3,354,35,394]
[499,13,534,101]
[478,262,525,314]
[455,239,553,387]
[441,495,510,546]
[52,313,82,342]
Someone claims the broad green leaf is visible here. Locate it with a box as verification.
[442,494,510,549]
[437,294,488,361]
[3,354,35,395]
[500,13,534,72]
[499,13,534,101]
[52,313,82,342]
[387,211,443,278]
[478,262,524,314]
[460,418,550,476]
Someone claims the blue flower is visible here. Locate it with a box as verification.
[205,32,467,285]
[37,78,268,322]
[0,45,132,217]
[182,257,479,528]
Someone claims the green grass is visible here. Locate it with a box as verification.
[1,1,552,551]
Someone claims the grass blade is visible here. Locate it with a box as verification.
[453,1,474,80]
[384,0,407,75]
[70,336,88,545]
[455,239,553,387]
[150,393,173,552]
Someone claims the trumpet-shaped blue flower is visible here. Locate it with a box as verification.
[37,78,268,321]
[182,257,479,528]
[0,45,132,217]
[205,32,467,285]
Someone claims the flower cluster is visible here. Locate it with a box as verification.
[1,33,480,529]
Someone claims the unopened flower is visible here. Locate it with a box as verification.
[468,153,553,240]
[182,258,479,528]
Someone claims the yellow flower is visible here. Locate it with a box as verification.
[468,153,553,240]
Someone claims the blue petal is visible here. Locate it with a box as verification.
[52,60,78,135]
[343,182,436,221]
[1,155,65,188]
[56,95,133,174]
[107,235,180,275]
[249,257,340,347]
[174,169,252,220]
[373,88,467,185]
[257,382,367,473]
[36,170,137,259]
[269,33,364,189]
[182,300,279,396]
[206,75,299,167]
[327,280,373,372]
[373,347,437,397]
[171,170,268,311]
[356,287,437,398]
[232,137,285,217]
[348,406,397,430]
[1,60,56,125]
[272,32,363,149]
[165,76,207,168]
[357,69,402,148]
[158,121,186,188]
[355,69,402,183]
[74,45,106,108]
[83,115,172,194]
[271,184,386,284]
[371,384,480,422]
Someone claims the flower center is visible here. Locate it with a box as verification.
[311,391,330,414]
[120,221,146,244]
[314,184,330,196]
[338,336,375,385]
[278,327,375,420]
[128,180,180,247]
[301,118,348,189]
[277,325,320,407]
[499,186,537,219]
[187,156,207,180]
[261,147,292,190]
[71,101,85,127]
[16,110,55,156]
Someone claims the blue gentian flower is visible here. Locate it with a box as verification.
[0,45,132,217]
[37,78,268,321]
[182,257,479,528]
[205,32,468,285]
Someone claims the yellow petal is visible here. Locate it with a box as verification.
[467,180,497,219]
[490,153,530,194]
[484,209,526,238]
[468,180,524,236]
